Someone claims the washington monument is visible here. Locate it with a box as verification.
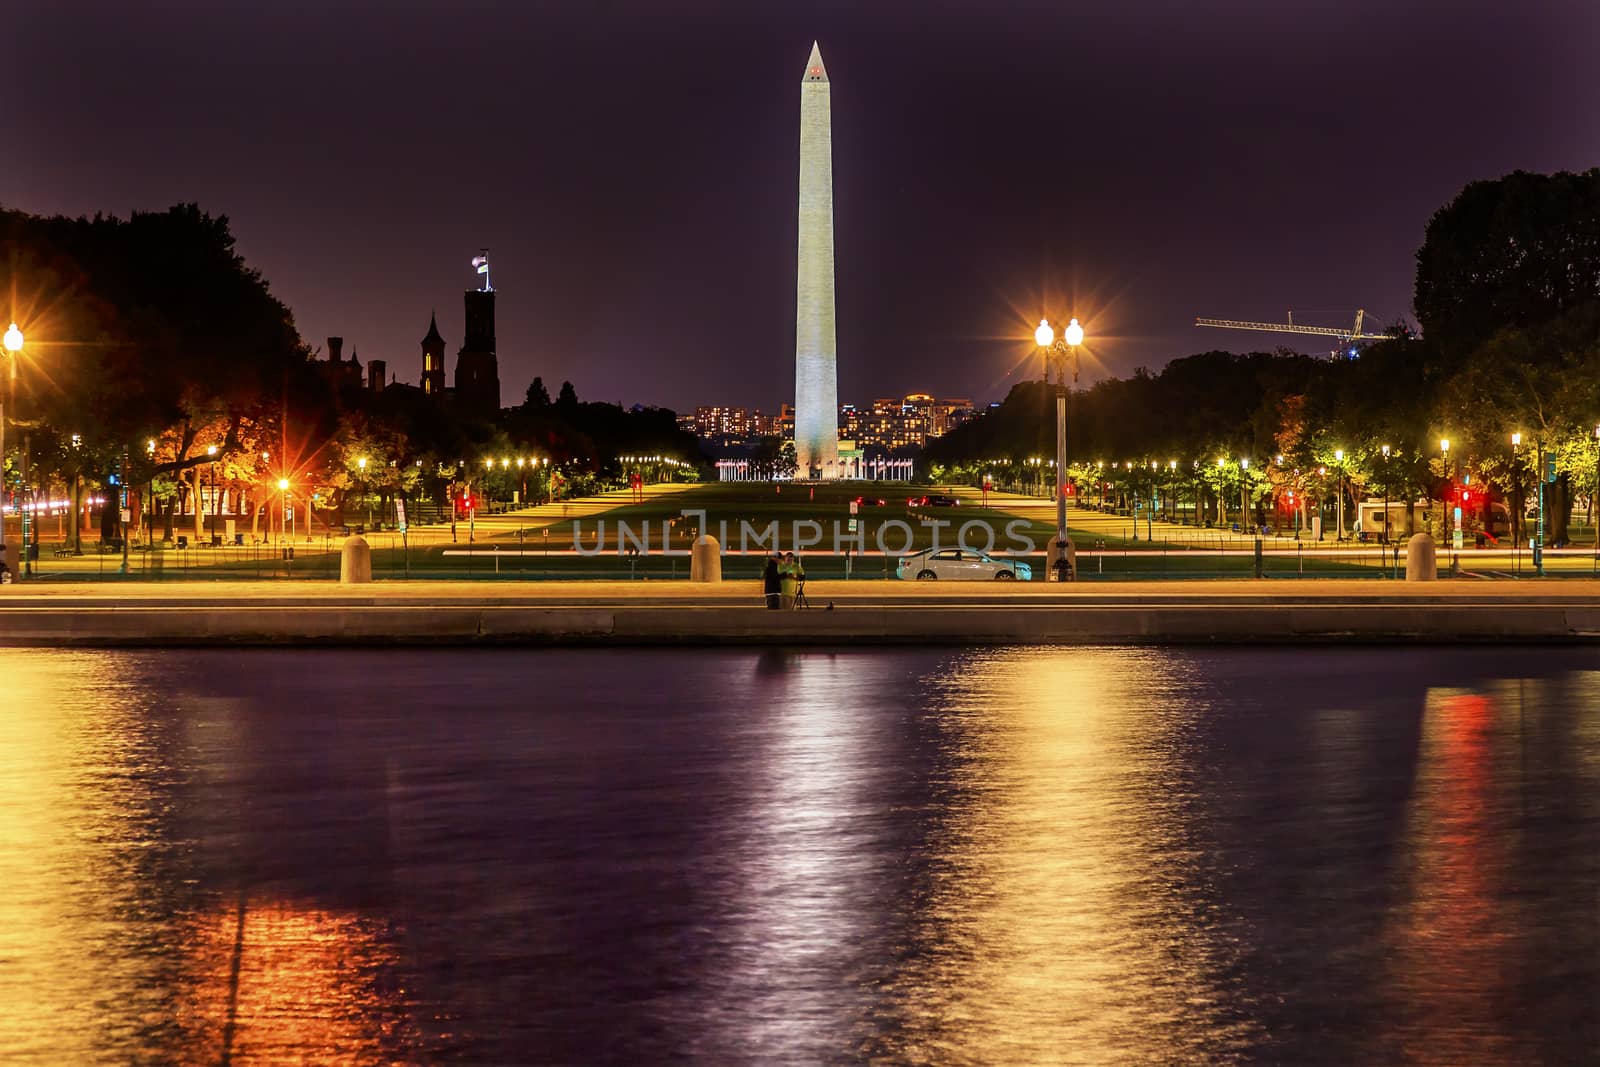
[794,41,838,479]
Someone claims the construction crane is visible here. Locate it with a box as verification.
[1194,309,1395,358]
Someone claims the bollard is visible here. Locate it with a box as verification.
[1253,536,1263,579]
[1405,532,1437,581]
[340,534,373,584]
[689,534,722,582]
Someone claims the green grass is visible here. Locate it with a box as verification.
[18,481,1600,582]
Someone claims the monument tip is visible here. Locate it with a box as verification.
[803,41,828,83]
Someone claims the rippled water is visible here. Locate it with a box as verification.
[1,646,1597,1064]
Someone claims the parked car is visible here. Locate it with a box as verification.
[907,494,961,508]
[896,548,1031,581]
[853,495,886,507]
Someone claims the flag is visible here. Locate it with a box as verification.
[471,254,489,274]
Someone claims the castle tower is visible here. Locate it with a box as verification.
[455,260,501,413]
[794,41,839,479]
[421,313,447,397]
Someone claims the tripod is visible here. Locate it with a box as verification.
[793,579,810,610]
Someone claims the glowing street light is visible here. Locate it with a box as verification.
[1035,316,1085,580]
[1,323,28,575]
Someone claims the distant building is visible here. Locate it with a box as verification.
[319,336,364,390]
[694,405,752,440]
[454,287,501,414]
[420,314,447,397]
[367,359,387,393]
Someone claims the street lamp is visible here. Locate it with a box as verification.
[1380,444,1391,544]
[1035,316,1083,581]
[1440,437,1455,574]
[356,456,371,528]
[1333,449,1345,540]
[205,444,219,545]
[0,323,20,574]
[276,477,291,546]
[1,323,29,575]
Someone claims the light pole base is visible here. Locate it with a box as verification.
[1048,537,1077,582]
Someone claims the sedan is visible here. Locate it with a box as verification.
[896,548,1031,581]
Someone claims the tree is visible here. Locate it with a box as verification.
[524,377,551,409]
[0,203,319,546]
[557,380,578,409]
[1415,169,1600,354]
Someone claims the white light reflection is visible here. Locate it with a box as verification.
[695,651,891,1060]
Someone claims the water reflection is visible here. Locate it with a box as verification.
[866,649,1259,1063]
[0,647,1595,1063]
[171,898,410,1065]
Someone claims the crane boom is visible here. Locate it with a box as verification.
[1194,308,1389,341]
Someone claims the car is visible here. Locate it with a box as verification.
[853,495,886,507]
[907,494,960,508]
[896,548,1031,581]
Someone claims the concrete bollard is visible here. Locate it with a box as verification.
[340,534,373,584]
[1405,532,1437,581]
[689,534,722,582]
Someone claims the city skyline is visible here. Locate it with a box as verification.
[10,2,1593,414]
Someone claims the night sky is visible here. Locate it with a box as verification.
[11,1,1595,413]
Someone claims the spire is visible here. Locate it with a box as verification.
[803,41,828,83]
[422,311,444,346]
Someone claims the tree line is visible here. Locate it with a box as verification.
[0,204,697,549]
[925,169,1600,543]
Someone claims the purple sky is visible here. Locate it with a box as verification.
[10,1,1596,412]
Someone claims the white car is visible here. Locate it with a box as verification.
[896,548,1031,581]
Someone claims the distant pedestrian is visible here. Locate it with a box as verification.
[779,551,805,610]
[762,554,782,610]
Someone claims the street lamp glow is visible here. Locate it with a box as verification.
[357,456,367,470]
[1241,458,1249,469]
[1382,444,1391,457]
[207,444,218,457]
[277,478,289,491]
[1511,433,1521,448]
[1035,319,1054,347]
[1334,449,1343,462]
[1063,317,1084,346]
[3,322,22,352]
[1440,438,1450,454]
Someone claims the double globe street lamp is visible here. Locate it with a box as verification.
[1035,316,1085,581]
[2,322,26,576]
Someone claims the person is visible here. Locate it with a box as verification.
[761,554,782,610]
[779,551,805,610]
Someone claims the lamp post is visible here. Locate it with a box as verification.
[2,321,34,576]
[356,456,370,528]
[1035,316,1083,581]
[1333,449,1345,541]
[1379,444,1391,544]
[1441,437,1454,574]
[1510,432,1522,554]
[1240,458,1251,532]
[1593,425,1599,574]
[276,477,290,545]
[206,444,218,545]
[1535,438,1547,578]
[1,322,20,573]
